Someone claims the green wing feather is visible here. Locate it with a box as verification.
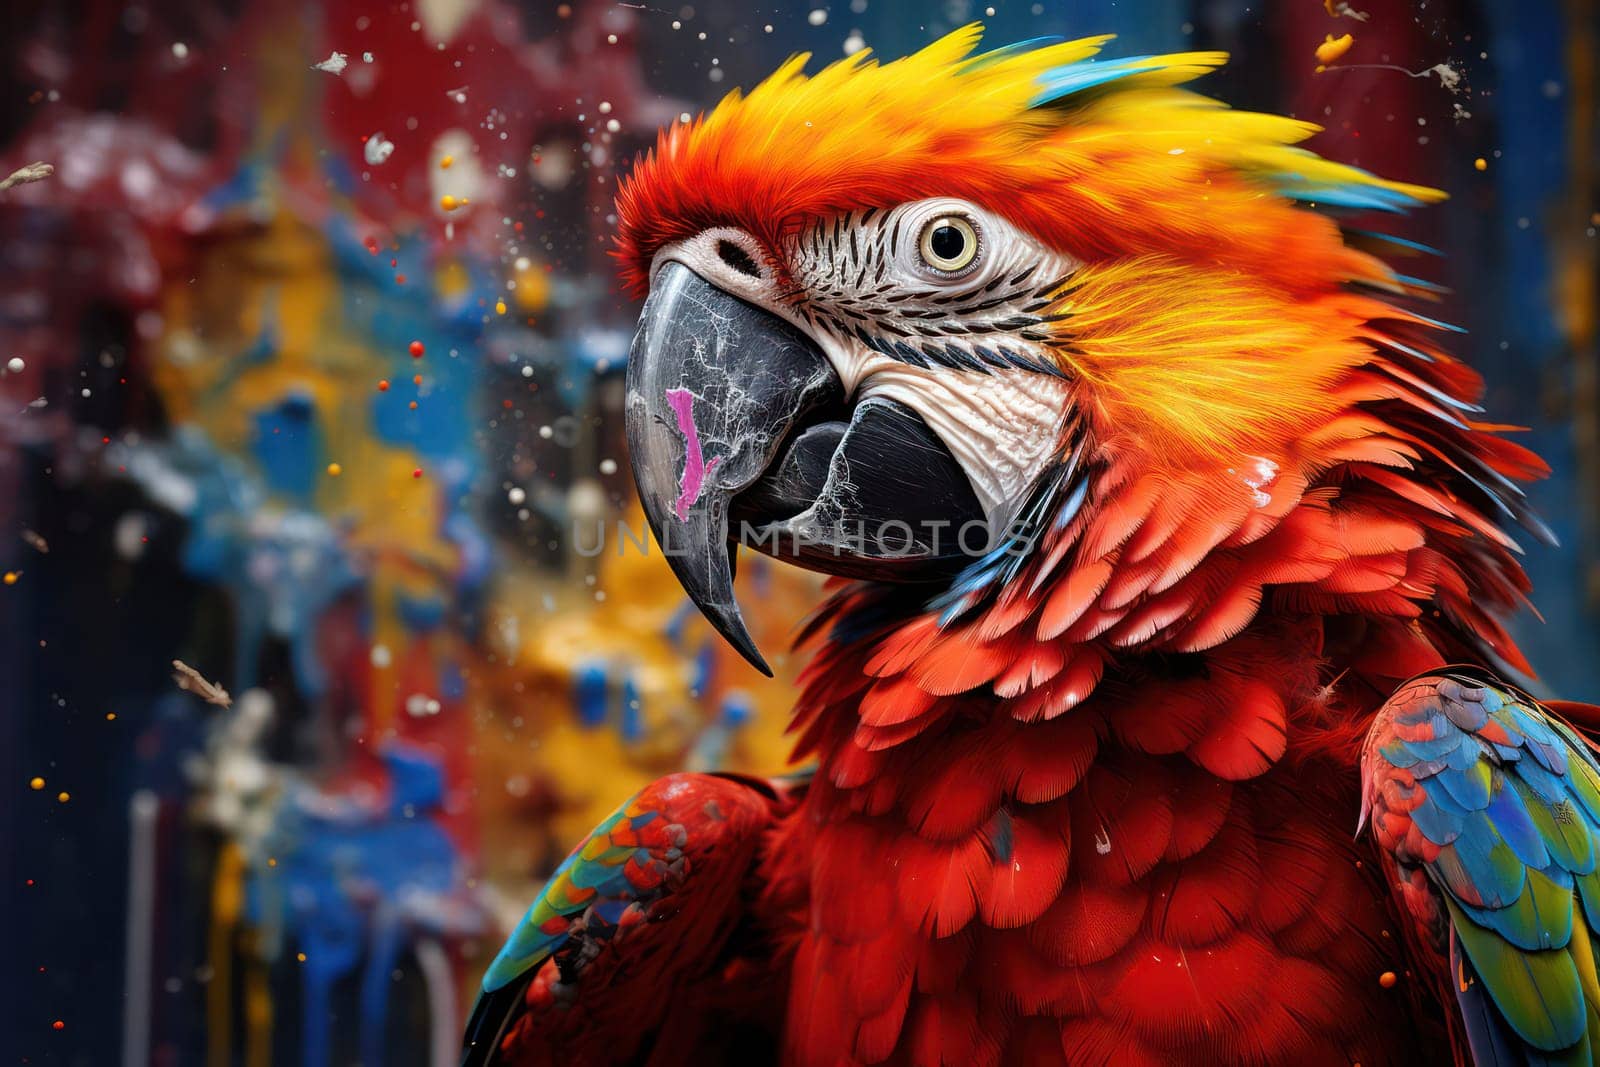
[1365,670,1600,1060]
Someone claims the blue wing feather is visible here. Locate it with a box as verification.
[1364,669,1600,1058]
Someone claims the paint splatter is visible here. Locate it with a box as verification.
[0,161,52,192]
[1315,33,1354,67]
[363,133,394,166]
[1322,0,1369,19]
[311,51,348,76]
[172,660,232,708]
[665,388,720,522]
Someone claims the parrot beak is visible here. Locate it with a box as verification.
[626,262,987,675]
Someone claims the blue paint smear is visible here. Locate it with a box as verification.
[690,638,715,698]
[120,434,362,696]
[242,745,481,1067]
[574,661,609,728]
[251,394,321,504]
[619,674,644,743]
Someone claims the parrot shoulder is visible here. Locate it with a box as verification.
[1361,667,1600,1065]
[461,771,806,1067]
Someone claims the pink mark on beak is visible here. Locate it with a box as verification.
[666,387,722,522]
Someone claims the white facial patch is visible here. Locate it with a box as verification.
[652,199,1080,534]
[854,361,1071,530]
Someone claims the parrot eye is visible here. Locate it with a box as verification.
[917,215,980,274]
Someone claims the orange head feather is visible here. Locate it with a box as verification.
[616,26,1443,473]
[618,27,1547,679]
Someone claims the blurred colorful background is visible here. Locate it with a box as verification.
[1,1,1594,1064]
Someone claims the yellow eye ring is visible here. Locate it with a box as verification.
[918,216,979,274]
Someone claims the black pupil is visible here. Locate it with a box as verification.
[929,223,967,263]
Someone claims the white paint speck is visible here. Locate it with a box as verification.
[363,133,394,165]
[1429,63,1462,92]
[405,693,442,717]
[312,51,348,75]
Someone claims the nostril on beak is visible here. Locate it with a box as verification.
[716,240,762,279]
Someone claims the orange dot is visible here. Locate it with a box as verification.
[395,273,407,285]
[439,154,454,169]
[57,792,69,803]
[495,300,507,315]
[1474,157,1488,171]
[412,375,422,386]
[408,401,418,410]
[326,463,342,477]
[409,341,425,358]
[378,380,390,392]
[4,572,18,585]
[1378,971,1397,988]
[1315,33,1353,65]
[412,468,423,479]
[29,777,44,790]
[439,195,459,211]
[52,1020,64,1031]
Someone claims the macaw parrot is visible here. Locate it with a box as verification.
[463,27,1600,1067]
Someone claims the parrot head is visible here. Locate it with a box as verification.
[615,27,1541,675]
